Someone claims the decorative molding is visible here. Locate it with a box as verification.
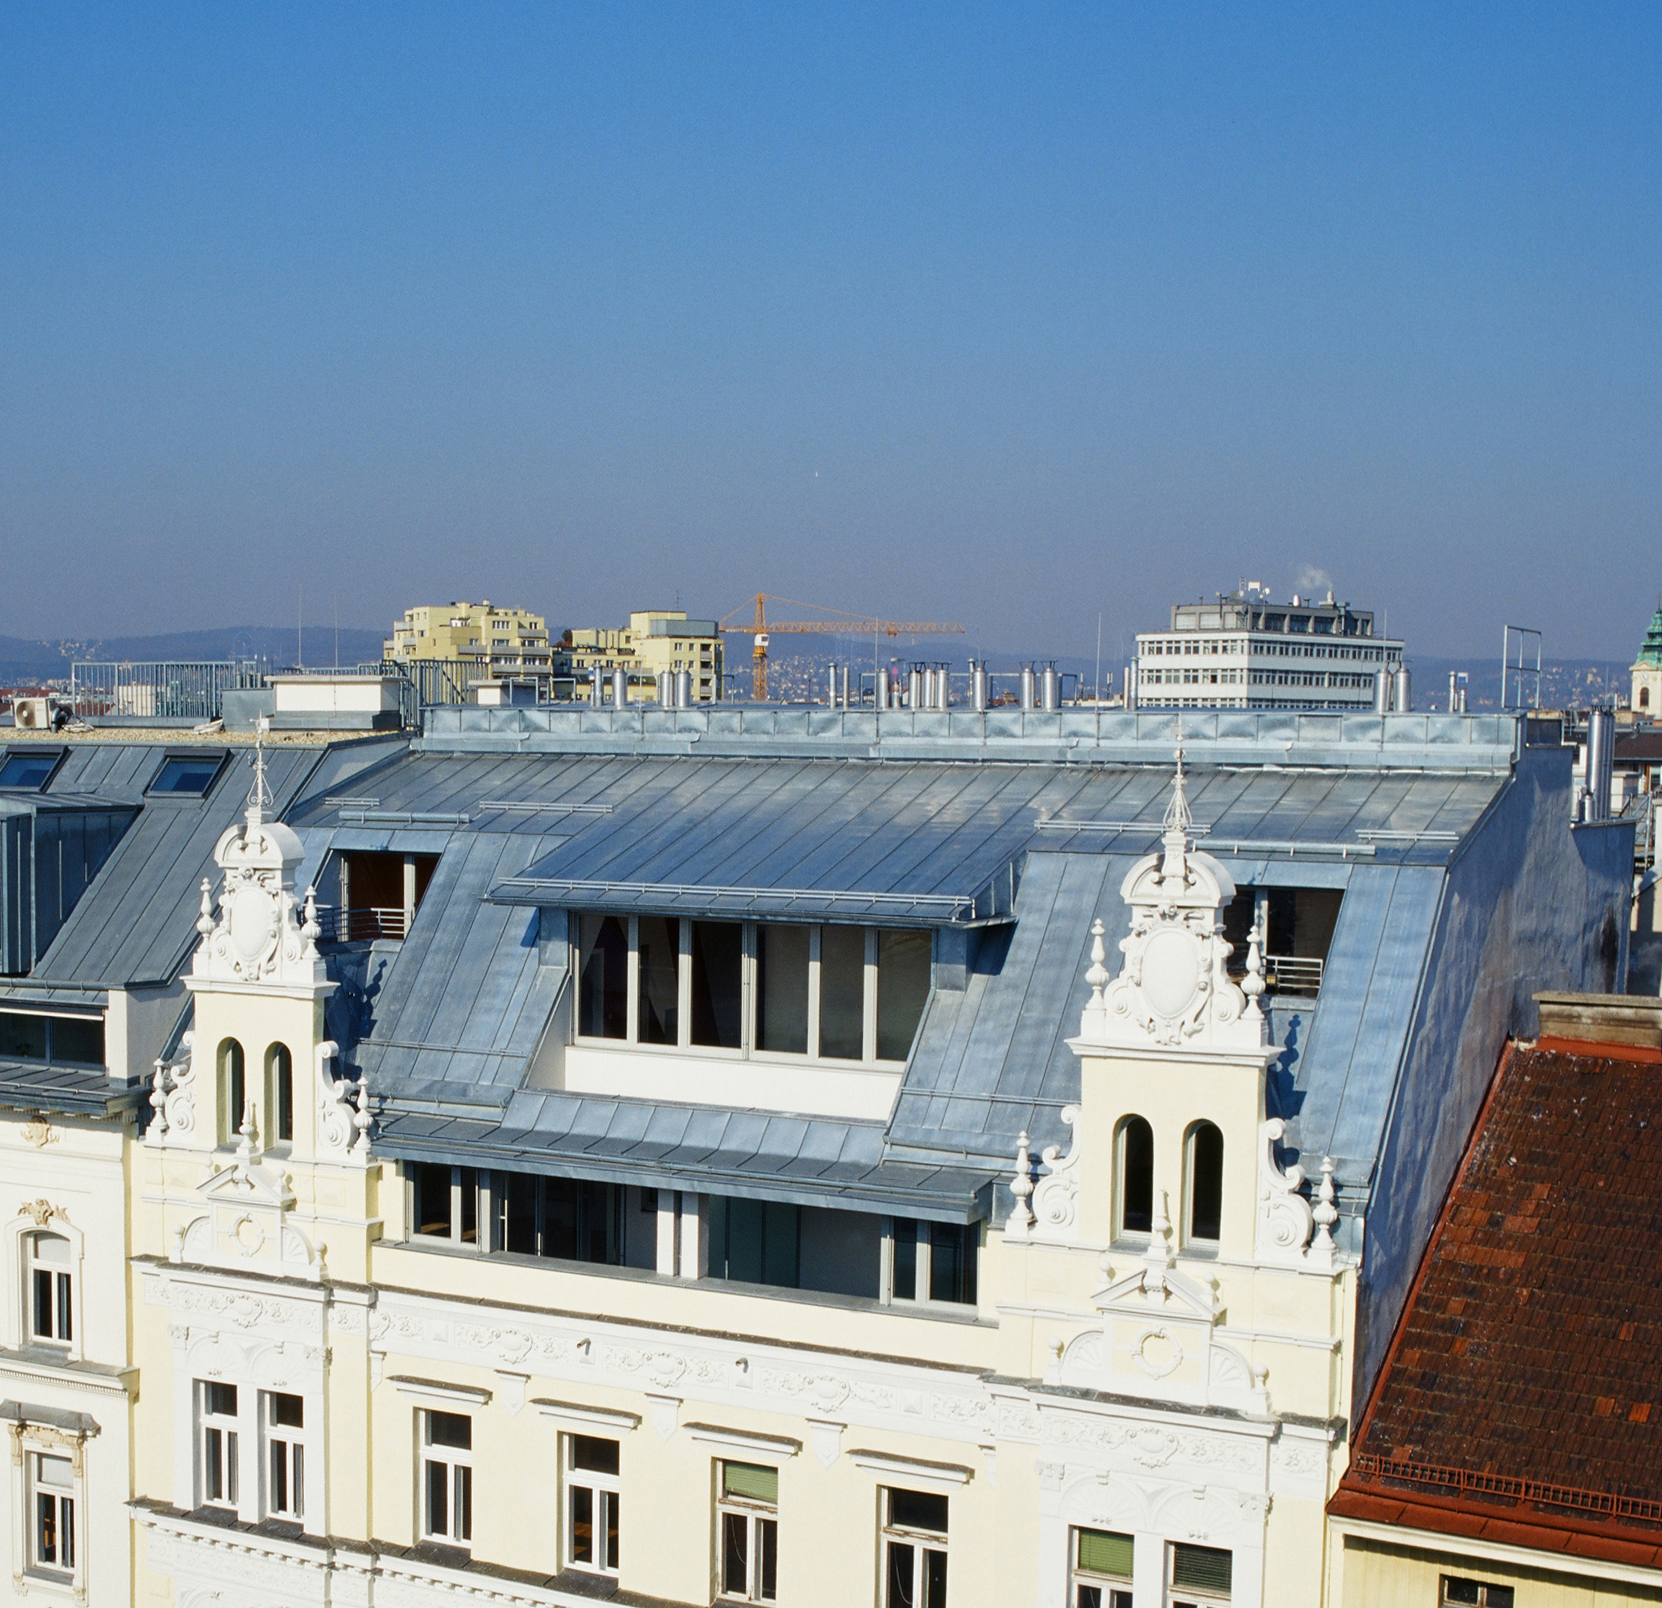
[1076,749,1271,1058]
[14,1199,65,1229]
[685,1423,801,1458]
[18,1116,58,1150]
[389,1376,491,1406]
[849,1449,973,1486]
[1028,1106,1083,1242]
[645,1392,681,1440]
[495,1370,529,1416]
[1254,1119,1314,1264]
[533,1399,641,1434]
[805,1418,844,1468]
[1007,1131,1036,1238]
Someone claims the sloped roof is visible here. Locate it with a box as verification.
[1333,1032,1662,1563]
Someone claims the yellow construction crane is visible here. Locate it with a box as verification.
[719,592,965,702]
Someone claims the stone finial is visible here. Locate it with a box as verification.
[147,1058,170,1143]
[1008,1131,1035,1237]
[196,878,215,937]
[1141,1191,1175,1302]
[1308,1157,1339,1271]
[301,885,321,956]
[351,1070,373,1158]
[1080,919,1110,1038]
[236,1099,260,1166]
[245,717,272,828]
[1242,931,1266,1022]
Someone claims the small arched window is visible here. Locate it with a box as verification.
[1186,1122,1225,1244]
[1643,687,1652,710]
[1116,1116,1154,1237]
[218,1038,245,1145]
[266,1043,293,1144]
[28,1232,72,1343]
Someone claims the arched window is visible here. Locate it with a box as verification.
[218,1038,245,1145]
[266,1043,293,1144]
[1643,687,1652,710]
[27,1232,72,1343]
[1186,1122,1225,1244]
[1116,1116,1154,1237]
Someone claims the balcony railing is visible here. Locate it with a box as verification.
[312,905,409,943]
[1350,1450,1662,1526]
[1228,951,1324,998]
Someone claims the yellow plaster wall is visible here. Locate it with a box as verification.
[1338,1535,1662,1607]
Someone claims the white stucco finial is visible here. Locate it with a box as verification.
[1008,1131,1035,1236]
[245,716,273,828]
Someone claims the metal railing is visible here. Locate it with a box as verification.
[68,660,263,721]
[1350,1451,1662,1526]
[312,905,409,943]
[1228,951,1325,997]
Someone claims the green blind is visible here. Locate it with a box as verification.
[1076,1528,1133,1578]
[723,1462,778,1503]
[1172,1544,1233,1593]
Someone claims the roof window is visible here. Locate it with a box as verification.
[0,750,65,791]
[1222,885,1343,997]
[147,753,227,797]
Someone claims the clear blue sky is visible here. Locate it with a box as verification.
[1,3,1656,662]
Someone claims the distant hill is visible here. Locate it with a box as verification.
[0,627,389,686]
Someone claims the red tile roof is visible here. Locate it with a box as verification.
[1332,1037,1662,1564]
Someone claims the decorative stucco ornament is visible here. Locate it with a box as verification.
[1083,747,1268,1056]
[189,727,327,990]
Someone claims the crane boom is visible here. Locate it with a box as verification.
[719,592,965,701]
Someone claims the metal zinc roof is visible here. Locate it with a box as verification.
[31,744,332,987]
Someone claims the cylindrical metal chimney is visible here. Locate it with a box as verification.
[828,661,838,706]
[1393,666,1411,712]
[1125,663,1137,711]
[1448,671,1457,713]
[1588,708,1615,821]
[1040,663,1060,712]
[658,670,673,707]
[1374,669,1389,713]
[1019,665,1036,710]
[875,668,889,711]
[838,664,848,708]
[590,666,604,707]
[971,661,988,711]
[611,667,628,709]
[908,666,924,708]
[676,668,692,707]
[1458,686,1468,714]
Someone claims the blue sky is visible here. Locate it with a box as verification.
[1,4,1656,661]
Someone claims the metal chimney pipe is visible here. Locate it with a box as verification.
[658,670,673,707]
[1019,665,1037,710]
[675,668,692,707]
[1374,669,1389,713]
[1588,707,1615,821]
[1457,686,1468,715]
[611,667,628,709]
[1124,662,1137,711]
[908,666,924,708]
[1448,671,1457,713]
[971,661,988,711]
[827,661,838,706]
[875,668,890,711]
[1040,663,1060,712]
[590,666,604,707]
[1393,666,1411,712]
[838,664,848,708]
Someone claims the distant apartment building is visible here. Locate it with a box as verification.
[1135,583,1405,711]
[564,610,724,701]
[384,600,553,681]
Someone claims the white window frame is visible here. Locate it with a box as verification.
[574,917,928,1070]
[1070,1526,1132,1608]
[1439,1579,1515,1608]
[564,1433,621,1576]
[882,1487,948,1608]
[198,1380,241,1509]
[1167,1540,1232,1607]
[28,1449,77,1583]
[262,1390,307,1524]
[716,1461,778,1602]
[420,1410,473,1546]
[25,1230,74,1347]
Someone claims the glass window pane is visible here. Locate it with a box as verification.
[760,1516,777,1600]
[571,1483,593,1562]
[269,1392,304,1428]
[604,1489,619,1569]
[1077,1529,1133,1577]
[892,1219,918,1301]
[637,916,680,1044]
[723,1462,779,1503]
[890,1488,948,1534]
[0,1012,48,1061]
[571,1435,619,1474]
[1172,1543,1232,1592]
[577,914,629,1039]
[887,1541,916,1608]
[540,1176,579,1259]
[415,1164,453,1237]
[49,1016,104,1066]
[876,929,930,1061]
[37,1455,73,1490]
[924,1547,947,1608]
[33,1231,70,1265]
[150,756,223,794]
[757,924,810,1053]
[457,1463,472,1541]
[1188,1124,1224,1242]
[819,925,866,1059]
[426,1460,448,1535]
[426,1411,471,1449]
[690,920,743,1048]
[929,1222,978,1305]
[205,1382,238,1416]
[1120,1118,1154,1234]
[0,754,58,789]
[722,1510,748,1593]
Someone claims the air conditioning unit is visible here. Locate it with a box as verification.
[12,697,52,730]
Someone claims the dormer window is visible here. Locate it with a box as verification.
[575,916,930,1067]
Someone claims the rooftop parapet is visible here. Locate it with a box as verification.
[417,703,1528,769]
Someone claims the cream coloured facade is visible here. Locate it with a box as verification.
[0,706,1633,1606]
[565,610,724,700]
[384,601,552,679]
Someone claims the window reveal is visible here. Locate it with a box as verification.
[719,1461,778,1602]
[1072,1527,1132,1608]
[265,1392,304,1522]
[422,1411,472,1544]
[567,1434,620,1574]
[28,1231,72,1343]
[884,1487,948,1608]
[1186,1123,1225,1245]
[32,1453,75,1575]
[1170,1541,1232,1606]
[200,1382,239,1507]
[1117,1117,1154,1237]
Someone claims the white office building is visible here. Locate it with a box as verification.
[1135,583,1404,711]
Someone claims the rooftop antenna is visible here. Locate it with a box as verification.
[246,716,272,828]
[297,582,303,670]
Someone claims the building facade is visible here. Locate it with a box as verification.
[1631,606,1662,716]
[0,704,1633,1606]
[564,611,724,701]
[384,601,554,683]
[1135,586,1404,712]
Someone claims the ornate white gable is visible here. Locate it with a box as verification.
[1078,750,1268,1058]
[175,1114,322,1280]
[189,734,327,992]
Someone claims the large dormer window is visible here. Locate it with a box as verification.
[1221,885,1343,998]
[575,916,930,1067]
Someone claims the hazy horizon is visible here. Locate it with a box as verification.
[2,6,1657,664]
